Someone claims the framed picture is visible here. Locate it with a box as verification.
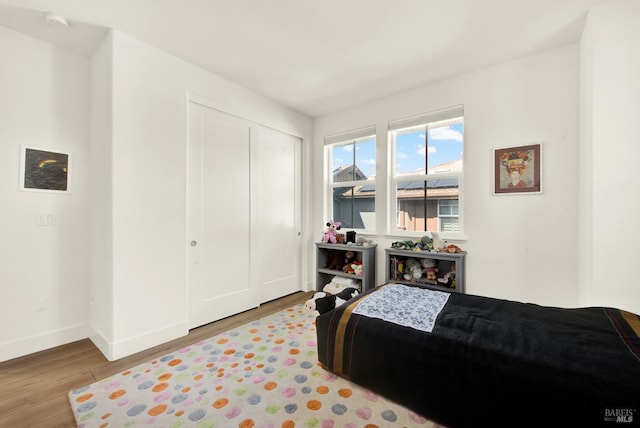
[19,146,71,193]
[493,143,541,195]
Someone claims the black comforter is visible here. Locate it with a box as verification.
[316,284,640,427]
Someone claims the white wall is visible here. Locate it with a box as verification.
[313,45,581,307]
[88,32,114,354]
[0,25,312,362]
[0,26,90,361]
[93,31,312,360]
[580,0,640,314]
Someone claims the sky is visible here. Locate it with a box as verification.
[332,122,463,178]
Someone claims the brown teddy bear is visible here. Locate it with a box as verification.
[324,251,343,270]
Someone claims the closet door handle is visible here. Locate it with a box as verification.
[190,240,198,247]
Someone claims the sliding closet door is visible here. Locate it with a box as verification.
[187,102,259,329]
[258,127,302,302]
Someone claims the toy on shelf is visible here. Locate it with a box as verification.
[439,244,464,253]
[322,220,342,244]
[403,258,422,281]
[343,260,363,276]
[356,236,374,246]
[420,258,436,269]
[343,251,355,267]
[351,261,363,276]
[323,250,343,270]
[431,232,444,252]
[415,235,433,251]
[391,240,416,250]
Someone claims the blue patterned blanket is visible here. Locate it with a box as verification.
[352,283,449,333]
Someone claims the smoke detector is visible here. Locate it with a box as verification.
[44,13,69,28]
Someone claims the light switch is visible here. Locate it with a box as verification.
[36,214,56,226]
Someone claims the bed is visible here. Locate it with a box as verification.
[316,283,640,427]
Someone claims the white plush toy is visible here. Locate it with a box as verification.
[323,276,361,295]
[431,232,444,252]
[403,258,423,280]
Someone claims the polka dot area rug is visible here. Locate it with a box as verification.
[68,305,438,428]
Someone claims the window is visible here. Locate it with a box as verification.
[325,128,376,230]
[389,106,463,236]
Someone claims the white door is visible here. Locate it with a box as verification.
[187,102,259,329]
[258,127,302,302]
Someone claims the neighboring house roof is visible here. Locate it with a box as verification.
[333,159,461,199]
[397,158,462,176]
[332,165,368,182]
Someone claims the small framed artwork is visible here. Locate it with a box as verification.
[19,146,71,193]
[493,143,542,195]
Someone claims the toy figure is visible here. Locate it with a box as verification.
[344,251,355,267]
[416,235,433,251]
[356,236,373,246]
[322,220,342,244]
[351,261,363,276]
[403,258,422,281]
[391,240,416,250]
[324,250,343,270]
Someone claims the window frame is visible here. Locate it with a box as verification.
[325,129,377,233]
[388,110,464,239]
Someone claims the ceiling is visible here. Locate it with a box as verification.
[0,0,606,117]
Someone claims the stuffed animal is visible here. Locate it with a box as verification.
[356,236,373,246]
[351,262,363,276]
[425,267,438,282]
[343,260,363,276]
[403,258,423,281]
[324,250,343,270]
[343,251,355,269]
[322,220,342,244]
[431,232,444,251]
[443,244,464,253]
[420,258,436,269]
[305,287,359,314]
[343,263,354,274]
[415,235,433,251]
[391,240,416,250]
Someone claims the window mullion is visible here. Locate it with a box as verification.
[423,126,428,232]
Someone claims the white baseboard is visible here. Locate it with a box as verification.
[89,321,189,362]
[0,323,89,363]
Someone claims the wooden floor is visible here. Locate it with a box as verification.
[0,291,312,428]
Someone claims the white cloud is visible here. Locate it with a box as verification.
[396,152,408,159]
[361,158,376,165]
[429,126,462,142]
[417,144,436,156]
